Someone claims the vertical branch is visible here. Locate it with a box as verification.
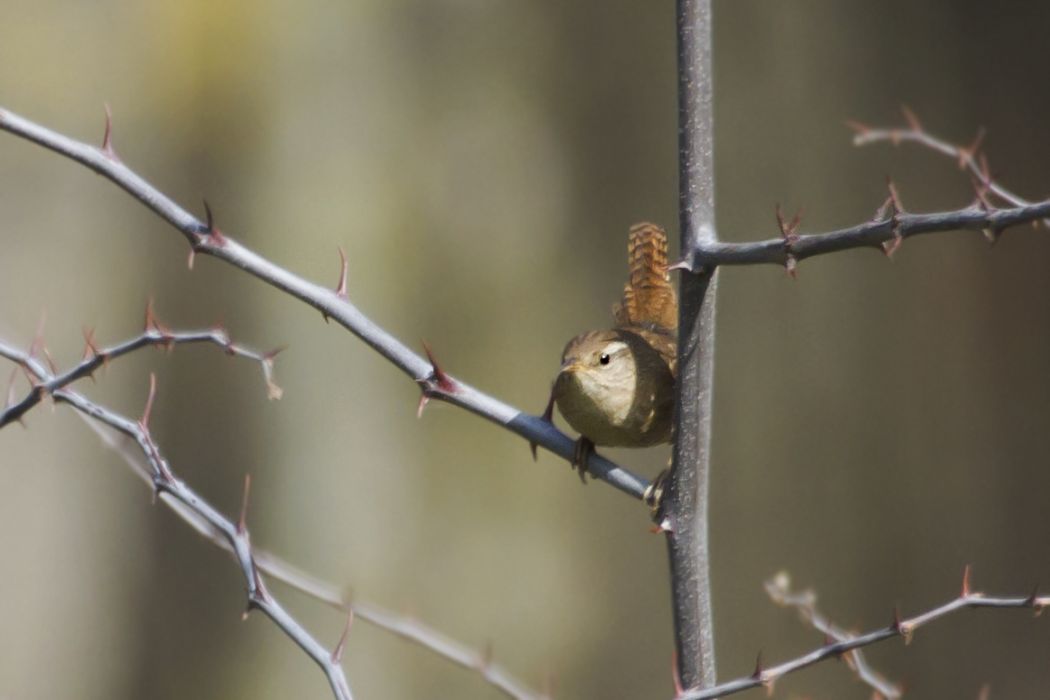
[666,0,718,691]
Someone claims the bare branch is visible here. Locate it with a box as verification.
[0,330,545,700]
[676,570,1049,700]
[680,198,1050,271]
[849,107,1044,216]
[0,321,280,428]
[0,105,649,501]
[0,340,352,700]
[765,572,900,699]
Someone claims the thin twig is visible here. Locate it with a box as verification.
[765,572,900,699]
[0,340,352,700]
[0,105,649,501]
[676,569,1048,700]
[1,331,544,700]
[849,107,1044,216]
[0,318,281,428]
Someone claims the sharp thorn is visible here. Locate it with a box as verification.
[331,610,354,664]
[667,257,693,273]
[140,373,157,429]
[751,650,764,679]
[237,473,252,535]
[335,246,349,298]
[201,199,227,244]
[900,104,922,132]
[101,103,119,160]
[421,340,454,392]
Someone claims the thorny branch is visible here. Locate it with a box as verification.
[850,106,1049,223]
[765,572,900,699]
[0,306,281,429]
[673,109,1050,274]
[0,105,650,502]
[0,325,544,700]
[0,336,353,700]
[675,567,1049,700]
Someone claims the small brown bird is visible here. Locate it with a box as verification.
[545,222,678,480]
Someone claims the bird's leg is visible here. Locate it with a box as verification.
[571,436,595,484]
[529,383,557,461]
[644,462,671,515]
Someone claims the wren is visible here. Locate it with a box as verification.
[546,222,678,480]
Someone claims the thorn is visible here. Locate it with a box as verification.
[422,340,455,392]
[900,104,922,132]
[841,647,859,672]
[82,326,101,363]
[530,385,557,461]
[29,310,47,359]
[261,347,285,401]
[101,103,119,160]
[775,203,802,278]
[960,564,972,598]
[201,199,227,245]
[671,649,684,698]
[259,344,281,361]
[880,177,905,256]
[237,473,251,535]
[252,565,269,602]
[187,247,196,270]
[335,247,349,298]
[958,126,986,169]
[845,118,871,138]
[41,346,58,376]
[1025,583,1044,616]
[479,640,494,671]
[144,298,157,333]
[751,650,764,679]
[416,392,429,419]
[331,610,354,664]
[140,373,157,430]
[667,257,694,273]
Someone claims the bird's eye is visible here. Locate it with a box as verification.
[599,353,610,365]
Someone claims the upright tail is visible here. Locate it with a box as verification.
[613,222,678,332]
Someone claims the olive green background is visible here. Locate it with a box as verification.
[2,2,1050,698]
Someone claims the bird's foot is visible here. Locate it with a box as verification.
[644,467,670,516]
[570,436,595,484]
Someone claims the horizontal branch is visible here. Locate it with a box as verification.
[680,198,1050,272]
[0,316,280,429]
[0,106,649,501]
[1,329,544,700]
[676,567,1048,700]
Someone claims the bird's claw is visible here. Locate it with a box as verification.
[571,436,595,484]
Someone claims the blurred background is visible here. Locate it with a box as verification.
[3,1,1050,698]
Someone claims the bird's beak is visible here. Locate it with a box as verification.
[560,357,579,373]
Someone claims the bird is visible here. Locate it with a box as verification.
[540,222,678,482]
